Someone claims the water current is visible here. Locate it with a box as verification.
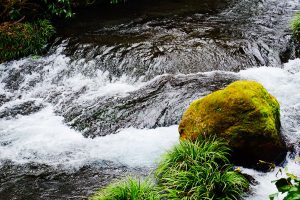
[0,0,300,199]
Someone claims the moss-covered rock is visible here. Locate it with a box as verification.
[178,80,286,167]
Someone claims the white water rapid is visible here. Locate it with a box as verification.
[0,47,299,199]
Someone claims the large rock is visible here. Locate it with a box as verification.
[179,80,287,167]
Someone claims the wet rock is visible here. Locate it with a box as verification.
[241,173,259,186]
[65,72,238,137]
[0,101,44,119]
[0,94,11,107]
[255,160,276,172]
[179,80,287,167]
[0,161,147,200]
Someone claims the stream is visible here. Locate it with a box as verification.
[0,0,300,199]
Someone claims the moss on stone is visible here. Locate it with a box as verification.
[179,80,286,166]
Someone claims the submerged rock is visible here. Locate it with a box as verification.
[179,80,287,167]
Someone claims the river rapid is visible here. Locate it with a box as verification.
[0,0,300,199]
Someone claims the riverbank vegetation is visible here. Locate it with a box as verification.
[0,20,55,62]
[0,0,75,62]
[0,0,124,63]
[270,171,300,200]
[291,12,300,40]
[90,137,249,200]
[90,177,160,200]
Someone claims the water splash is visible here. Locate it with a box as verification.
[0,106,179,167]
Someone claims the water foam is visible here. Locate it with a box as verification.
[238,61,300,200]
[0,42,144,107]
[242,156,300,200]
[239,63,300,147]
[0,106,179,167]
[1,49,300,199]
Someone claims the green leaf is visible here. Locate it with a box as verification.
[283,191,300,200]
[289,186,300,192]
[269,193,279,200]
[275,178,292,193]
[286,173,298,180]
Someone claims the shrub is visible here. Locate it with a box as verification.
[155,137,249,200]
[0,19,55,62]
[0,0,74,22]
[43,0,74,18]
[291,12,300,39]
[270,172,300,200]
[90,177,160,200]
[110,0,122,3]
[0,0,125,22]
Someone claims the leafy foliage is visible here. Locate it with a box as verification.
[110,0,123,4]
[291,12,300,39]
[0,19,55,62]
[90,177,160,200]
[43,0,74,18]
[0,0,128,62]
[270,172,300,200]
[155,137,249,200]
[0,0,71,62]
[0,0,74,22]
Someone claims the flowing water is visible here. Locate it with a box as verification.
[0,0,300,199]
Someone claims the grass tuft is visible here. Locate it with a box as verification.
[291,12,300,39]
[90,177,160,200]
[155,136,249,200]
[90,137,249,200]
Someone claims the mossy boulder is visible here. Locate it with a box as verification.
[179,80,287,167]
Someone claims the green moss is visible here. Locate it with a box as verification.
[0,19,55,62]
[179,80,286,165]
[155,137,249,199]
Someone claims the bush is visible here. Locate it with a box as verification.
[291,12,300,39]
[0,0,124,22]
[43,0,74,18]
[0,0,74,22]
[155,137,249,200]
[270,172,300,200]
[0,0,125,62]
[90,177,160,200]
[0,19,55,62]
